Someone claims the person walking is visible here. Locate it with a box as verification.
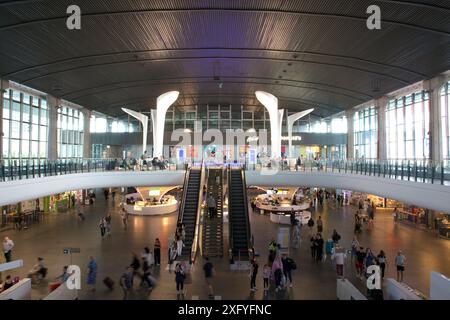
[272,256,283,292]
[281,254,295,288]
[395,250,406,282]
[3,237,14,262]
[140,262,155,290]
[393,207,400,222]
[351,236,359,262]
[290,209,296,227]
[315,233,324,263]
[176,236,184,257]
[295,156,302,171]
[98,217,106,238]
[307,217,315,233]
[141,247,153,269]
[377,250,387,279]
[310,234,317,260]
[130,253,141,283]
[262,263,271,291]
[120,266,133,300]
[168,241,177,268]
[317,216,323,233]
[203,256,214,299]
[121,207,128,230]
[331,245,347,279]
[331,229,341,244]
[87,256,97,292]
[250,258,259,291]
[154,238,161,266]
[105,214,112,236]
[355,246,365,279]
[175,263,185,295]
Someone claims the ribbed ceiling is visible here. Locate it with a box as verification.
[0,0,449,117]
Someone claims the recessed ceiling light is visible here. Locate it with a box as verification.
[283,70,287,73]
[278,76,283,79]
[287,62,292,66]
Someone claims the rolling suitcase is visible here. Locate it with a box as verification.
[103,276,114,290]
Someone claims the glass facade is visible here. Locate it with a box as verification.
[353,106,377,159]
[441,81,450,159]
[386,91,430,160]
[2,88,48,159]
[57,106,84,159]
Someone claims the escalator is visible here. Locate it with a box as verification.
[228,167,252,260]
[176,166,202,262]
[201,168,223,257]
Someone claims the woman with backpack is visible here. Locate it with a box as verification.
[281,254,296,288]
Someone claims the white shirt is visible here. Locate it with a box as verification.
[3,239,14,253]
[332,252,347,265]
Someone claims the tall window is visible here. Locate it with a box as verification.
[2,88,48,159]
[441,81,450,159]
[354,106,378,159]
[386,91,429,160]
[57,106,84,159]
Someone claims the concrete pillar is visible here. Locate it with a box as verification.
[346,110,354,159]
[425,77,445,161]
[47,95,60,160]
[376,97,388,161]
[82,109,92,158]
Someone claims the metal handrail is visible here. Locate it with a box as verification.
[176,166,191,226]
[0,157,449,186]
[189,163,204,264]
[240,165,252,256]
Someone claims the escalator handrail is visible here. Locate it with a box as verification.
[240,166,252,253]
[227,166,233,258]
[177,166,191,225]
[189,163,204,264]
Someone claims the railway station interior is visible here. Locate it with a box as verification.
[0,0,449,301]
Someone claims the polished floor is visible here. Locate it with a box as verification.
[1,193,449,300]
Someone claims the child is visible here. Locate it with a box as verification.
[262,264,271,291]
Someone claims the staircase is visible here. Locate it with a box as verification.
[228,168,251,260]
[177,168,202,261]
[201,168,224,257]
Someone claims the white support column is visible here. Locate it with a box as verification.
[425,77,445,162]
[47,95,60,160]
[255,91,283,158]
[376,97,388,161]
[82,109,92,159]
[346,110,354,159]
[152,91,179,158]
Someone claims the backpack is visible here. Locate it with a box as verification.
[308,219,314,227]
[288,258,297,270]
